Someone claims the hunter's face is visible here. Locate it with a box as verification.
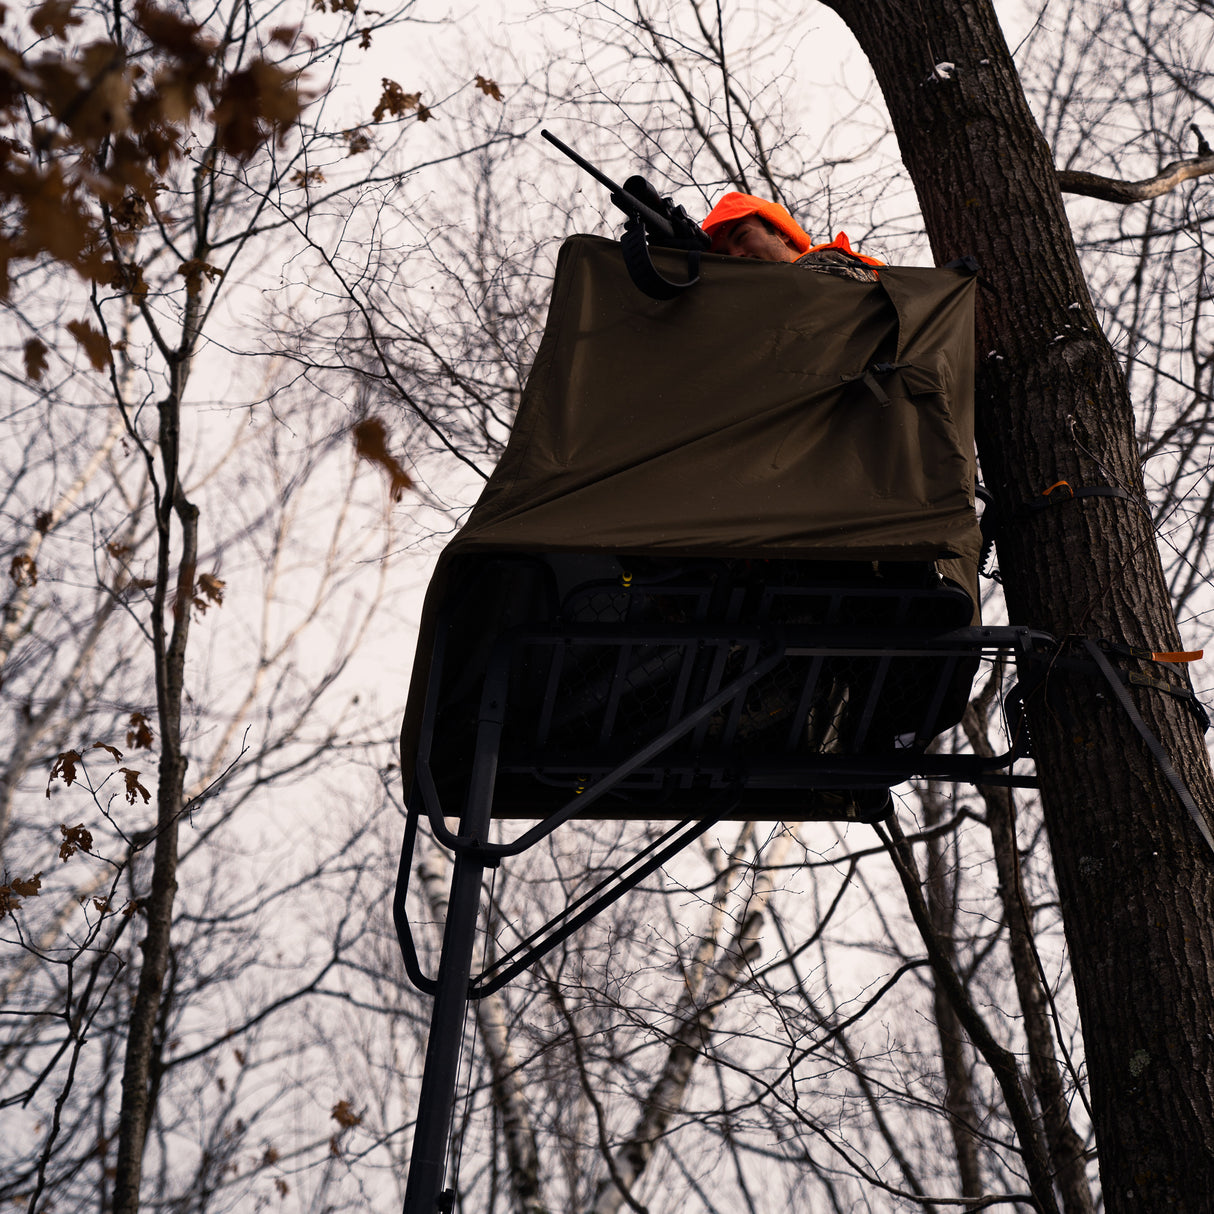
[711,215,799,263]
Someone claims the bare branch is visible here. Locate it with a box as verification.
[1058,153,1214,203]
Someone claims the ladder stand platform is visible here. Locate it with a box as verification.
[394,554,1047,1212]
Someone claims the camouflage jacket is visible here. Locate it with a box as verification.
[794,247,879,282]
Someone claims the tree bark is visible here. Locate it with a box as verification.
[820,2,1214,1209]
[111,385,197,1214]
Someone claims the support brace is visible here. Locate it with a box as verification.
[1078,638,1214,857]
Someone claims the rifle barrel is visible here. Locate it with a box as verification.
[540,130,678,238]
[540,129,623,197]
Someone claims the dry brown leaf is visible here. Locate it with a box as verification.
[474,74,503,102]
[371,79,422,124]
[289,167,325,189]
[110,192,150,230]
[136,0,210,56]
[177,258,223,297]
[213,62,304,160]
[66,46,132,144]
[108,259,150,299]
[48,751,82,796]
[23,338,48,382]
[30,0,82,40]
[1,873,43,920]
[353,417,412,501]
[126,711,154,749]
[330,1099,362,1128]
[344,127,371,156]
[119,768,151,804]
[67,318,112,370]
[58,822,94,860]
[12,874,42,898]
[192,572,225,615]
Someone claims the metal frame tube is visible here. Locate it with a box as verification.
[402,664,505,1213]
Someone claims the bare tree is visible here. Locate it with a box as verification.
[0,3,503,1211]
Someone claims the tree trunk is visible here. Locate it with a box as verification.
[922,785,984,1199]
[964,706,1096,1214]
[821,2,1214,1208]
[111,390,198,1214]
[588,828,791,1214]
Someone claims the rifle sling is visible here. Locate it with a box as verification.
[620,222,701,300]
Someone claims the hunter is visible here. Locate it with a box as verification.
[701,192,882,281]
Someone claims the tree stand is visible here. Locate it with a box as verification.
[393,554,1049,1213]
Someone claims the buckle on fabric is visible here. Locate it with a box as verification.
[843,361,911,406]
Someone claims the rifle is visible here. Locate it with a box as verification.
[540,129,711,300]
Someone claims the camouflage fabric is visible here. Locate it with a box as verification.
[794,247,879,282]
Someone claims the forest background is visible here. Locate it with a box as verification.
[2,0,1213,1212]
